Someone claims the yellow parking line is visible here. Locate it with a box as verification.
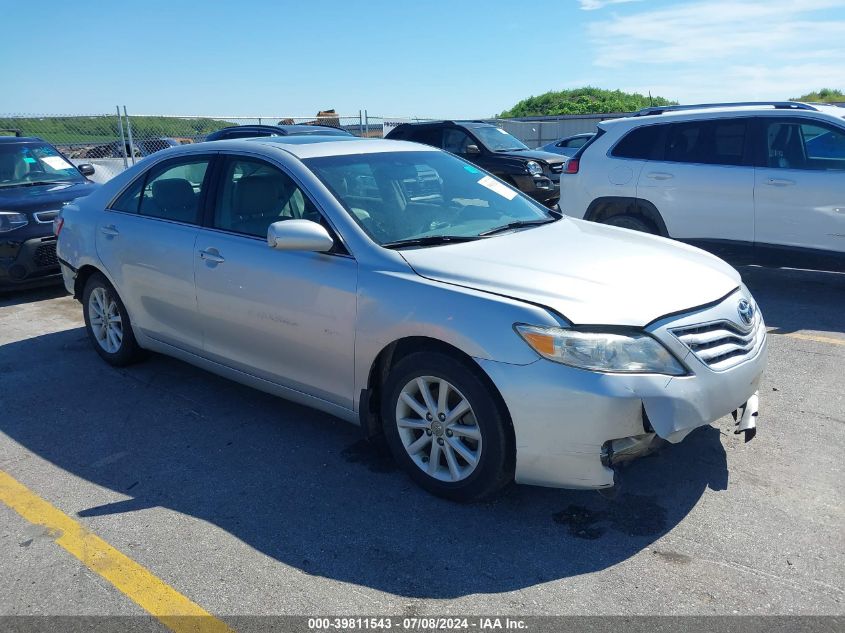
[0,470,235,633]
[768,330,845,346]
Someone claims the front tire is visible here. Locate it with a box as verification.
[82,273,143,366]
[381,352,513,502]
[603,214,657,234]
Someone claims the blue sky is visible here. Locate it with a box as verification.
[2,0,843,117]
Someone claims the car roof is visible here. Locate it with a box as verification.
[599,102,845,132]
[395,120,497,129]
[187,136,438,159]
[0,136,45,144]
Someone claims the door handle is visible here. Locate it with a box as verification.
[199,249,225,264]
[100,225,119,237]
[645,172,673,180]
[765,178,795,187]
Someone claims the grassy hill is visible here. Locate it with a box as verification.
[0,115,235,144]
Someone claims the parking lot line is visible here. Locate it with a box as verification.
[767,329,845,346]
[0,470,235,633]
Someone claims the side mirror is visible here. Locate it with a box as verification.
[267,219,334,252]
[465,144,481,155]
[78,163,95,177]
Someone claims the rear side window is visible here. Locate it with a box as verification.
[138,159,210,224]
[611,125,664,159]
[665,120,748,166]
[408,127,443,147]
[111,178,144,213]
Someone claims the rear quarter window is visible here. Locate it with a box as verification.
[610,125,665,160]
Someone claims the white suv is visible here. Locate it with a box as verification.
[559,102,845,271]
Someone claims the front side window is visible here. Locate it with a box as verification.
[305,150,555,246]
[212,157,322,238]
[137,158,210,223]
[0,142,85,188]
[443,129,475,154]
[765,119,845,170]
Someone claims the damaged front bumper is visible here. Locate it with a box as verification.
[475,289,768,490]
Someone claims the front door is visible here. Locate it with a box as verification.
[754,117,845,265]
[194,154,358,408]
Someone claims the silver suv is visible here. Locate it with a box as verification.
[56,135,767,501]
[559,102,845,271]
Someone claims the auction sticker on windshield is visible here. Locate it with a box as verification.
[478,175,517,200]
[42,155,73,171]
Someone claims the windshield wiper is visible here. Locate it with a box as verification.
[478,217,559,236]
[1,180,65,188]
[381,235,483,249]
[495,148,527,152]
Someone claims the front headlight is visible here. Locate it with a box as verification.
[525,160,543,176]
[0,212,29,233]
[515,324,686,375]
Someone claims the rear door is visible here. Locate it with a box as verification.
[753,117,845,264]
[96,154,213,352]
[636,118,755,254]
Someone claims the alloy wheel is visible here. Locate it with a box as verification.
[395,376,483,482]
[88,286,123,354]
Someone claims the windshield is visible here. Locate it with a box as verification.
[304,150,555,246]
[0,142,85,188]
[471,126,529,152]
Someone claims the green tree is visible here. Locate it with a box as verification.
[498,87,677,117]
[790,88,845,103]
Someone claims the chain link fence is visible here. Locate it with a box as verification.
[1,109,620,183]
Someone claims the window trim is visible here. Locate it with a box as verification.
[204,151,353,258]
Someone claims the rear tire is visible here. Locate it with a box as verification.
[604,214,657,234]
[82,273,143,366]
[381,352,513,502]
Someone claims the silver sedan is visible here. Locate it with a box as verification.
[56,135,767,501]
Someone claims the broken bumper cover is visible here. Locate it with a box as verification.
[475,315,767,490]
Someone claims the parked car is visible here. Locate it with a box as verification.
[81,137,184,159]
[559,102,845,271]
[0,135,98,289]
[385,121,565,207]
[57,135,766,501]
[539,132,595,156]
[205,124,353,142]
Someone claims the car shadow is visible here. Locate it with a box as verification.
[0,328,729,598]
[736,265,845,336]
[0,283,67,308]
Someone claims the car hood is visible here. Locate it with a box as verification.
[0,181,98,213]
[399,218,741,327]
[502,148,565,165]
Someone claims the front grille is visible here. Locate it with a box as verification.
[549,163,564,174]
[671,316,765,371]
[33,242,58,268]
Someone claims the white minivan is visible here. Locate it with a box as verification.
[559,102,845,271]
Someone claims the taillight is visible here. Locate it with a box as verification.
[563,158,580,174]
[53,216,64,237]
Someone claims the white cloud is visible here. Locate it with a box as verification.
[578,0,641,10]
[584,0,845,101]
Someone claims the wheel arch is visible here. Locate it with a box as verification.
[584,196,669,237]
[358,336,515,452]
